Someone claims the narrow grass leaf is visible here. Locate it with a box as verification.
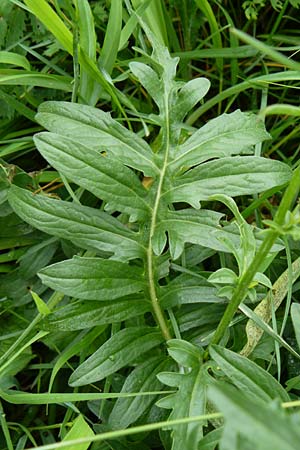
[48,327,105,393]
[261,104,300,117]
[119,0,153,50]
[132,0,168,45]
[0,389,170,405]
[239,303,300,360]
[99,0,122,75]
[75,0,98,105]
[0,89,35,121]
[188,71,300,122]
[0,70,72,91]
[24,0,73,54]
[194,0,223,71]
[231,28,300,72]
[0,51,30,70]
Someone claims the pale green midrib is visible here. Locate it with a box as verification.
[147,88,172,341]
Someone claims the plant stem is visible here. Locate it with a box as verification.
[210,164,300,346]
[147,88,172,341]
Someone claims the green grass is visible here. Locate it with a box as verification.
[1,1,300,449]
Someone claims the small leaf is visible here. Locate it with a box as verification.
[208,268,238,285]
[62,415,94,450]
[69,327,163,386]
[38,257,145,300]
[129,61,163,110]
[253,272,272,289]
[171,78,210,123]
[198,428,223,450]
[30,290,51,315]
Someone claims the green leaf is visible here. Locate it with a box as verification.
[42,297,151,331]
[0,51,30,70]
[160,273,224,308]
[48,327,106,393]
[171,77,211,124]
[239,303,300,361]
[169,110,270,172]
[198,428,223,450]
[208,268,238,285]
[291,303,300,350]
[153,208,280,259]
[99,0,122,75]
[209,345,289,402]
[209,383,300,450]
[0,69,72,91]
[75,0,98,105]
[8,185,144,261]
[157,340,209,450]
[177,303,226,332]
[30,290,51,315]
[36,101,158,177]
[34,132,150,220]
[69,327,163,386]
[153,209,224,258]
[168,157,291,208]
[62,415,94,450]
[38,257,145,300]
[24,0,73,53]
[108,356,169,429]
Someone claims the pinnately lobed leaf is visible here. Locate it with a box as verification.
[6,34,294,450]
[157,340,212,450]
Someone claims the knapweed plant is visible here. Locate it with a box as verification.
[6,30,298,449]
